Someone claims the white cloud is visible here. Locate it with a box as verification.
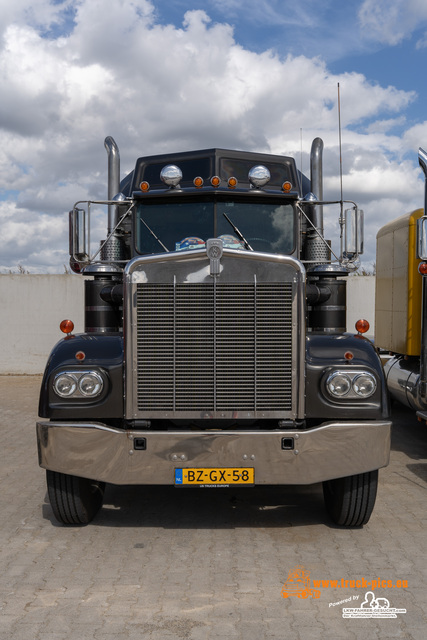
[0,0,425,272]
[416,32,427,49]
[359,0,427,45]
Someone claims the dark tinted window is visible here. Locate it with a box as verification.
[136,197,295,255]
[141,158,212,188]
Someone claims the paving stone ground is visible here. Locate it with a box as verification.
[1,375,426,639]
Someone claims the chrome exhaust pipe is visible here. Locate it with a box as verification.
[310,137,324,234]
[305,137,329,265]
[104,136,120,233]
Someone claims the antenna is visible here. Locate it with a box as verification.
[338,82,344,257]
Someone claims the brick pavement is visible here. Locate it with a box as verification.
[1,375,426,639]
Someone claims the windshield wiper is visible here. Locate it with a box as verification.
[139,216,169,252]
[222,213,253,251]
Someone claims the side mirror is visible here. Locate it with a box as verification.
[344,207,364,259]
[417,216,427,260]
[69,208,90,265]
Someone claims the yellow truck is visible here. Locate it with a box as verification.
[375,147,427,418]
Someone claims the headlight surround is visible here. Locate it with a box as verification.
[325,370,377,400]
[53,370,104,399]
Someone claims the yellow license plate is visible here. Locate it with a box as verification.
[175,468,254,486]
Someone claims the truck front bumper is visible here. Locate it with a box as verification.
[37,420,391,485]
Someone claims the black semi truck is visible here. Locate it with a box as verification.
[37,136,390,526]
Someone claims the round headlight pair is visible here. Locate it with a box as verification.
[326,371,376,399]
[53,371,104,398]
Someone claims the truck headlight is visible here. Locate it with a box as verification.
[325,370,377,400]
[53,370,104,399]
[54,373,77,397]
[326,372,351,397]
[78,372,103,397]
[352,373,377,398]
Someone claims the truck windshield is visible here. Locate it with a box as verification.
[135,197,295,255]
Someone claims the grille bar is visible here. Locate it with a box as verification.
[136,279,294,417]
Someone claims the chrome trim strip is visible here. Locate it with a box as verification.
[37,420,391,486]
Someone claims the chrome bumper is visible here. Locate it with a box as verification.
[37,420,391,485]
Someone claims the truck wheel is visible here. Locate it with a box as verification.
[46,470,105,525]
[323,470,378,527]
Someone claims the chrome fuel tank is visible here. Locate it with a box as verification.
[384,355,425,410]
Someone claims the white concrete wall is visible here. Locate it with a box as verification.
[0,274,376,374]
[345,275,376,339]
[0,275,85,374]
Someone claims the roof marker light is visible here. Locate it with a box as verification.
[282,181,292,192]
[228,176,237,189]
[140,181,150,192]
[160,164,182,187]
[248,165,270,188]
[211,176,221,187]
[193,176,204,188]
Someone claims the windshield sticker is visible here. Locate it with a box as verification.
[175,237,206,251]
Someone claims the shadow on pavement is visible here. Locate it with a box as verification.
[42,483,330,529]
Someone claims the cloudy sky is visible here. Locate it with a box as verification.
[1,0,427,272]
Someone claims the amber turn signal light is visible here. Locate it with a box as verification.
[60,319,74,334]
[355,319,370,334]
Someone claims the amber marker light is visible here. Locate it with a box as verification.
[140,181,150,192]
[193,176,204,188]
[355,319,370,334]
[282,181,292,192]
[228,177,237,188]
[60,319,74,335]
[344,351,354,361]
[418,262,427,275]
[75,351,86,361]
[211,176,221,187]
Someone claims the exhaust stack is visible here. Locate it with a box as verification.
[104,136,120,233]
[305,138,330,265]
[101,136,125,263]
[310,137,324,234]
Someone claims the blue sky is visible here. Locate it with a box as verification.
[1,0,427,272]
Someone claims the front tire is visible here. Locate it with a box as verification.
[323,470,378,527]
[46,470,105,525]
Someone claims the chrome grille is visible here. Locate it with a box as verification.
[136,280,294,417]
